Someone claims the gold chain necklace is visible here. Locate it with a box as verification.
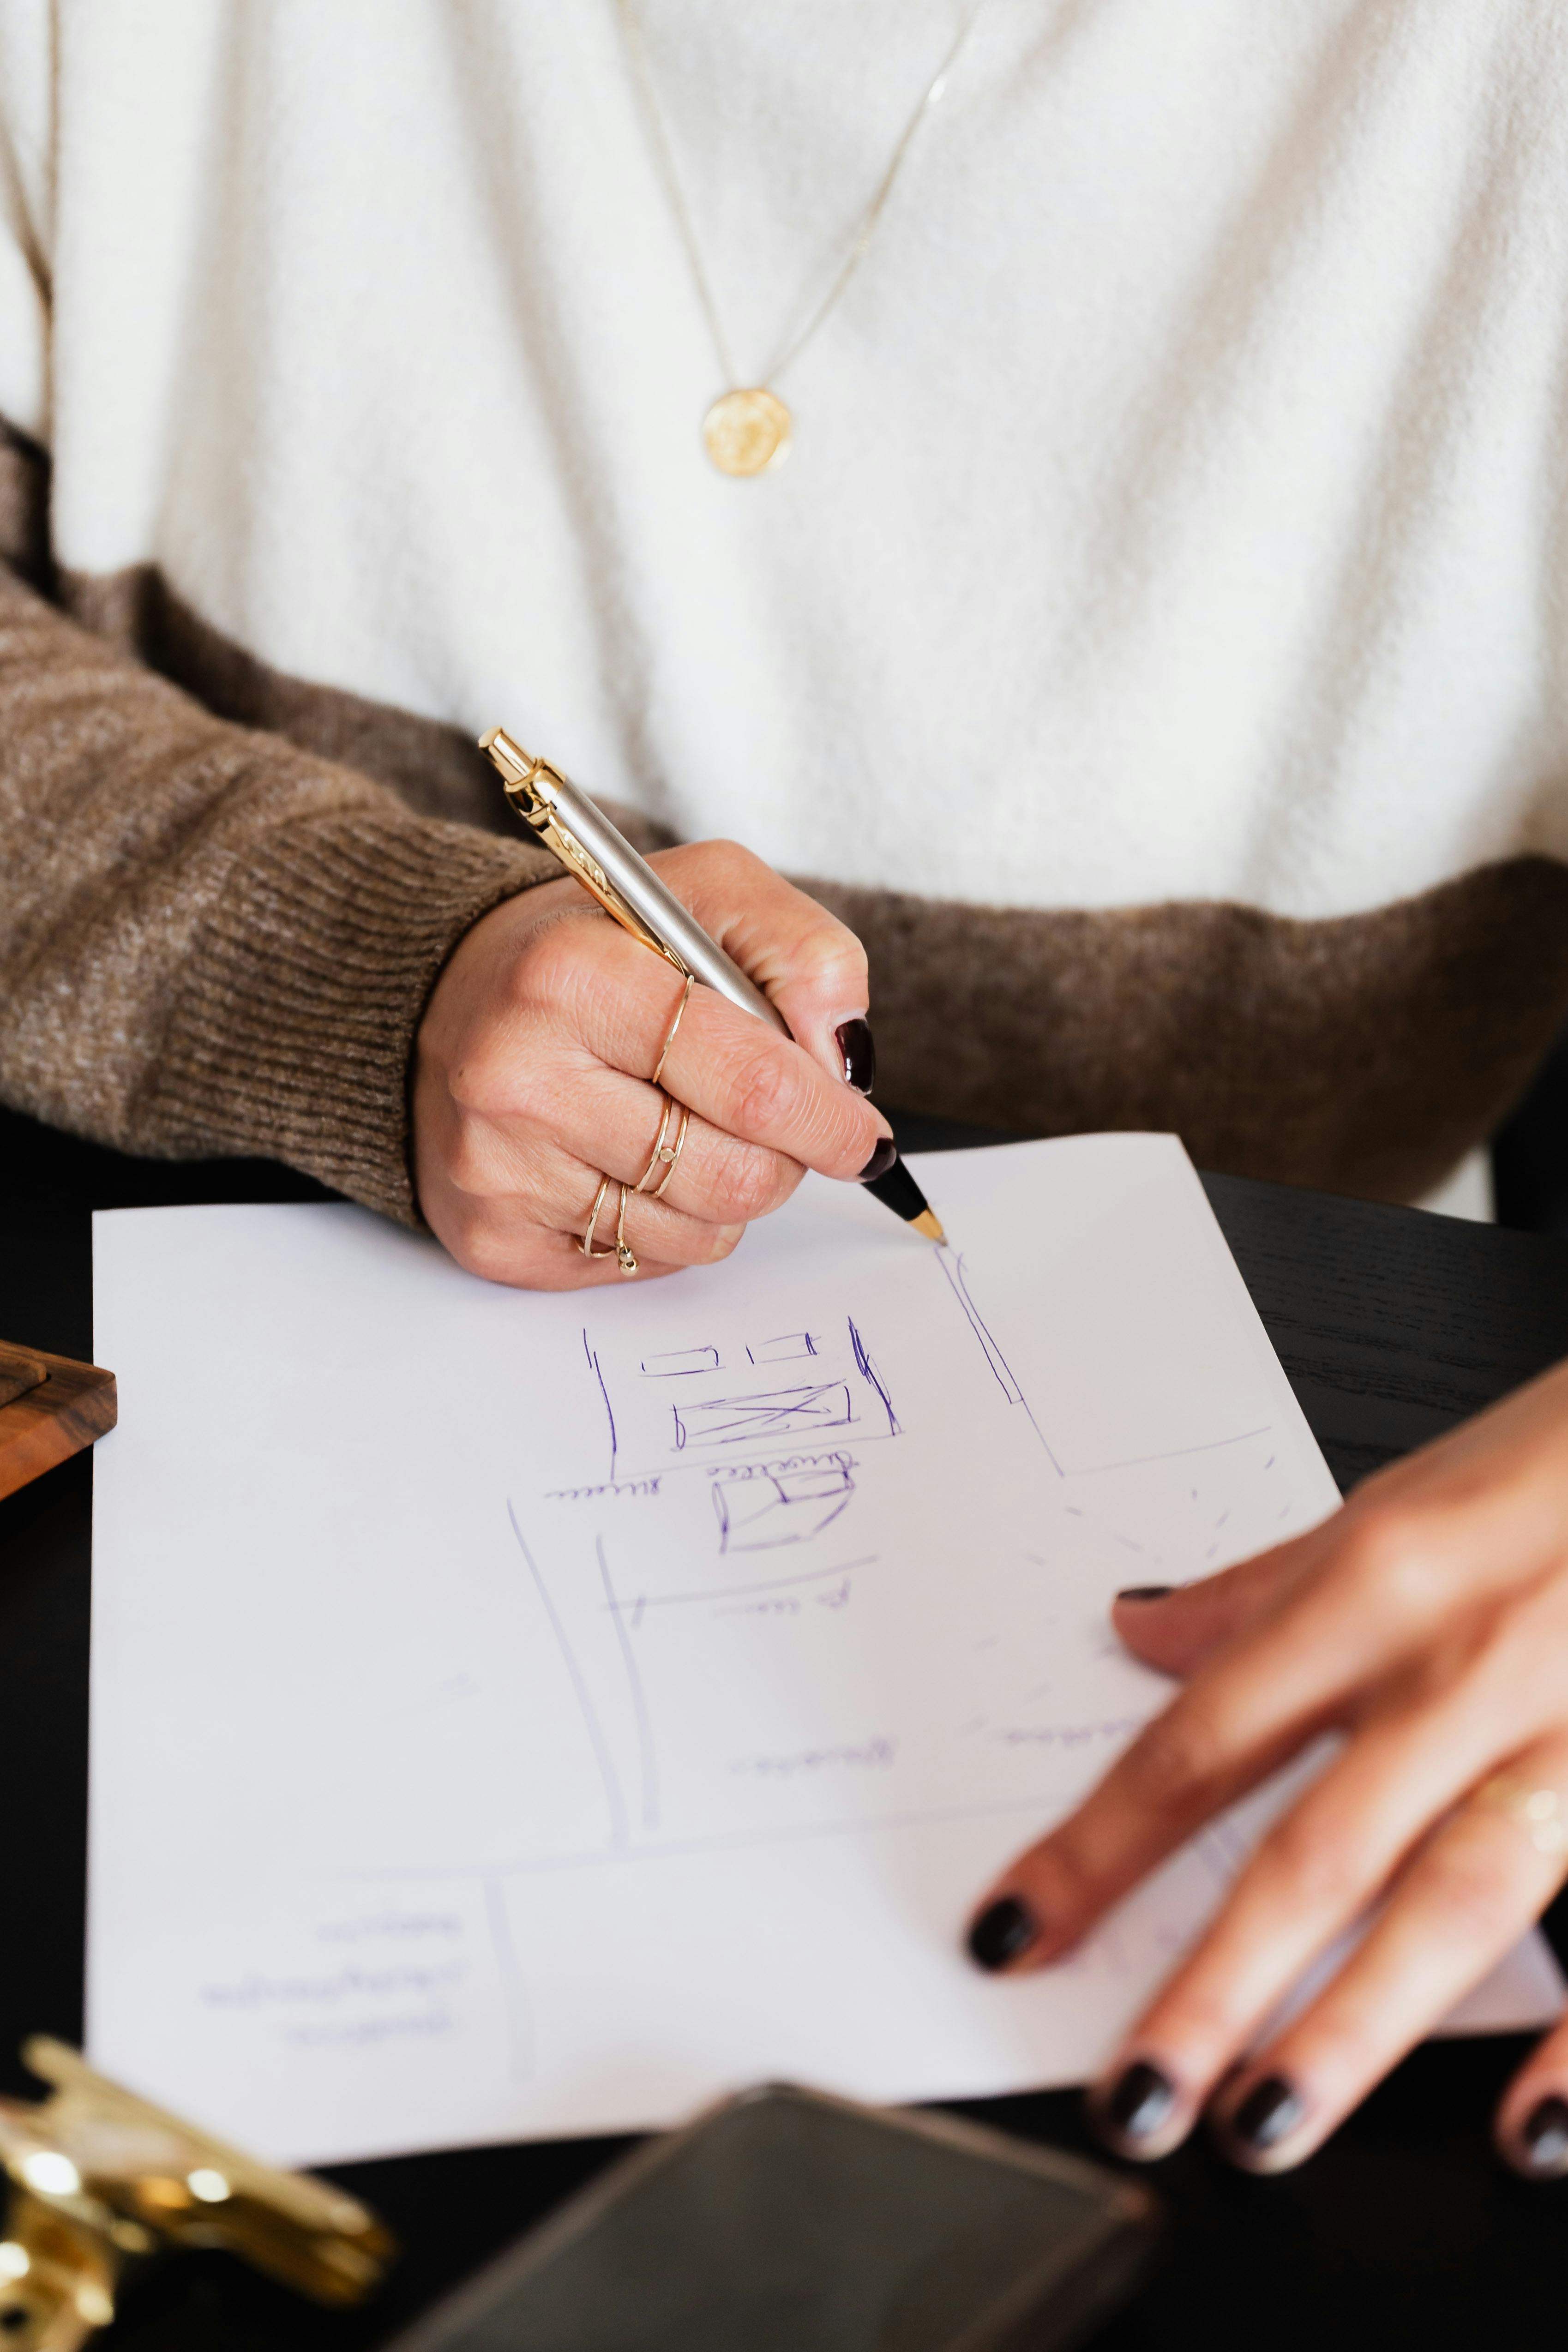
[614,1,991,476]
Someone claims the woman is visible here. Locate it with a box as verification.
[4,1,1568,2174]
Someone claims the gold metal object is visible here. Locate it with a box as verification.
[480,727,688,974]
[649,1104,691,1202]
[911,1207,947,1242]
[1472,1776,1568,1858]
[703,389,792,477]
[633,1095,677,1194]
[615,0,991,473]
[0,2038,393,2349]
[614,1185,639,1276]
[650,973,695,1088]
[582,1175,619,1260]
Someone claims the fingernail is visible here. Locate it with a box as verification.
[835,1017,877,1096]
[1106,2059,1176,2142]
[1116,1584,1175,1603]
[1520,2094,1568,2173]
[1231,2075,1304,2154]
[967,1896,1040,1972]
[857,1138,897,1183]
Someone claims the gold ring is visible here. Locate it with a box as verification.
[650,972,695,1089]
[649,1103,691,1201]
[614,1183,638,1276]
[1471,1774,1568,1857]
[633,1093,677,1194]
[581,1175,618,1260]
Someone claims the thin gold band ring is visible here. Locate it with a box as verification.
[649,1104,691,1201]
[1471,1774,1568,1858]
[614,1185,639,1276]
[651,972,695,1089]
[633,1094,677,1194]
[581,1175,619,1260]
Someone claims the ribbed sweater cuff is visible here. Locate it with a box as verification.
[143,805,553,1223]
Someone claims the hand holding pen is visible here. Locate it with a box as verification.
[412,729,938,1290]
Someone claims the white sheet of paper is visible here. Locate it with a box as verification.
[88,1135,1563,2166]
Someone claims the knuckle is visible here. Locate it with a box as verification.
[1257,1809,1370,1915]
[1121,1703,1232,1809]
[1425,1834,1529,1938]
[1332,1507,1448,1620]
[443,1120,509,1200]
[714,1145,796,1224]
[447,1218,519,1287]
[731,1043,802,1138]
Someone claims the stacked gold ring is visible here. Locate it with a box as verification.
[634,1091,691,1201]
[581,1089,693,1277]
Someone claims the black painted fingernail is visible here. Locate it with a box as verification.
[1232,2075,1304,2153]
[1116,1584,1175,1603]
[857,1137,897,1183]
[1521,2094,1568,2172]
[967,1896,1040,1972]
[1107,2060,1176,2142]
[836,1018,877,1096]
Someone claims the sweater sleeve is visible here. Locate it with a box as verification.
[0,559,556,1220]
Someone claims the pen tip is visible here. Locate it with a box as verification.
[912,1208,947,1244]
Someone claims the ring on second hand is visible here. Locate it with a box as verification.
[1470,1775,1568,1857]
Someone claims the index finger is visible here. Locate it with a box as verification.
[661,976,892,1180]
[562,918,891,1182]
[963,1511,1403,1974]
[645,841,871,1083]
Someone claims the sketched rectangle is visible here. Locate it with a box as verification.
[641,1347,721,1377]
[673,1385,853,1450]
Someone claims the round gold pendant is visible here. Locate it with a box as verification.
[703,387,792,477]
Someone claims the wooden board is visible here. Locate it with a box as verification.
[0,1338,116,1500]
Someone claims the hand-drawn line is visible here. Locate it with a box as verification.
[606,1554,877,1614]
[673,1383,853,1449]
[506,1501,627,1848]
[935,1252,1061,1473]
[547,1476,662,1501]
[1068,1424,1273,1476]
[712,1460,854,1552]
[747,1332,818,1365]
[641,1346,720,1376]
[710,1449,855,1483]
[339,1793,1080,1884]
[597,1535,660,1833]
[583,1329,618,1482]
[847,1318,900,1436]
[482,1873,533,2085]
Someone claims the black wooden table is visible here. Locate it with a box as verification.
[5,1103,1568,2351]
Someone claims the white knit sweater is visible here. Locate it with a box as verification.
[4,0,1567,923]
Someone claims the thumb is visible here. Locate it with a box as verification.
[1111,1531,1325,1676]
[649,840,873,1088]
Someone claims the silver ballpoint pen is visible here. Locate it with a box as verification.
[479,726,945,1242]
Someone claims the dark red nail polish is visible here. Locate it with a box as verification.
[1116,1584,1175,1603]
[1232,2076,1304,2153]
[835,1017,876,1095]
[966,1896,1040,1971]
[1107,2060,1176,2141]
[1521,2095,1568,2172]
[857,1138,897,1183]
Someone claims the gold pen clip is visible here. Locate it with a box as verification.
[479,726,687,974]
[0,2038,395,2348]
